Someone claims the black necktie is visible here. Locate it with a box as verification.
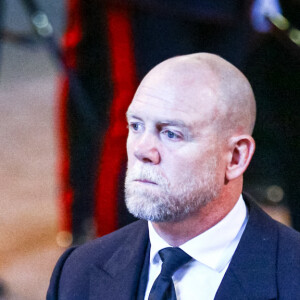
[148,247,192,300]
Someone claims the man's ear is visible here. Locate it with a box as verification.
[225,135,255,181]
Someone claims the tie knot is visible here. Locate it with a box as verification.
[158,247,192,278]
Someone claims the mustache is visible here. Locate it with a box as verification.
[126,165,168,186]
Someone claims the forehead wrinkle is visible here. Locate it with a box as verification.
[132,89,212,118]
[130,96,195,117]
[134,85,177,105]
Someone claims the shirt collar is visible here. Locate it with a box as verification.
[148,195,248,272]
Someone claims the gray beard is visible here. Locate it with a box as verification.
[125,163,220,223]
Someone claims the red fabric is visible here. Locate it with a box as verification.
[57,0,82,232]
[61,0,82,69]
[95,6,138,236]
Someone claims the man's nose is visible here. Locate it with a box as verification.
[133,134,160,164]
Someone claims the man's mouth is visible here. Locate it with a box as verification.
[134,179,157,185]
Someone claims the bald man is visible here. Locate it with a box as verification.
[47,53,300,300]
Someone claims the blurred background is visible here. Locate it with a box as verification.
[0,1,65,299]
[0,0,299,299]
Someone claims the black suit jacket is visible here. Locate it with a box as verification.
[47,196,300,299]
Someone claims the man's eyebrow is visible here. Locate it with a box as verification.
[126,114,191,127]
[125,113,142,121]
[158,120,189,128]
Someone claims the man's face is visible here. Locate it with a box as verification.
[125,67,225,223]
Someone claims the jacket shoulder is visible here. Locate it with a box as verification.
[47,220,148,299]
[249,197,300,296]
[67,219,147,265]
[216,195,300,300]
[276,221,300,297]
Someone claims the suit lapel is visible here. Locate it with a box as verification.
[215,197,278,300]
[89,220,149,300]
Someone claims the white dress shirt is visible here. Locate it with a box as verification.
[144,195,248,300]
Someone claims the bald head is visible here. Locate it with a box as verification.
[138,53,256,137]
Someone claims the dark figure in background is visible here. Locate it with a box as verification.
[243,0,300,230]
[48,53,300,300]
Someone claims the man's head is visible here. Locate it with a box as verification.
[125,53,256,223]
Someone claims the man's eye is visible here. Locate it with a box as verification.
[163,130,181,140]
[130,122,142,131]
[167,131,176,138]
